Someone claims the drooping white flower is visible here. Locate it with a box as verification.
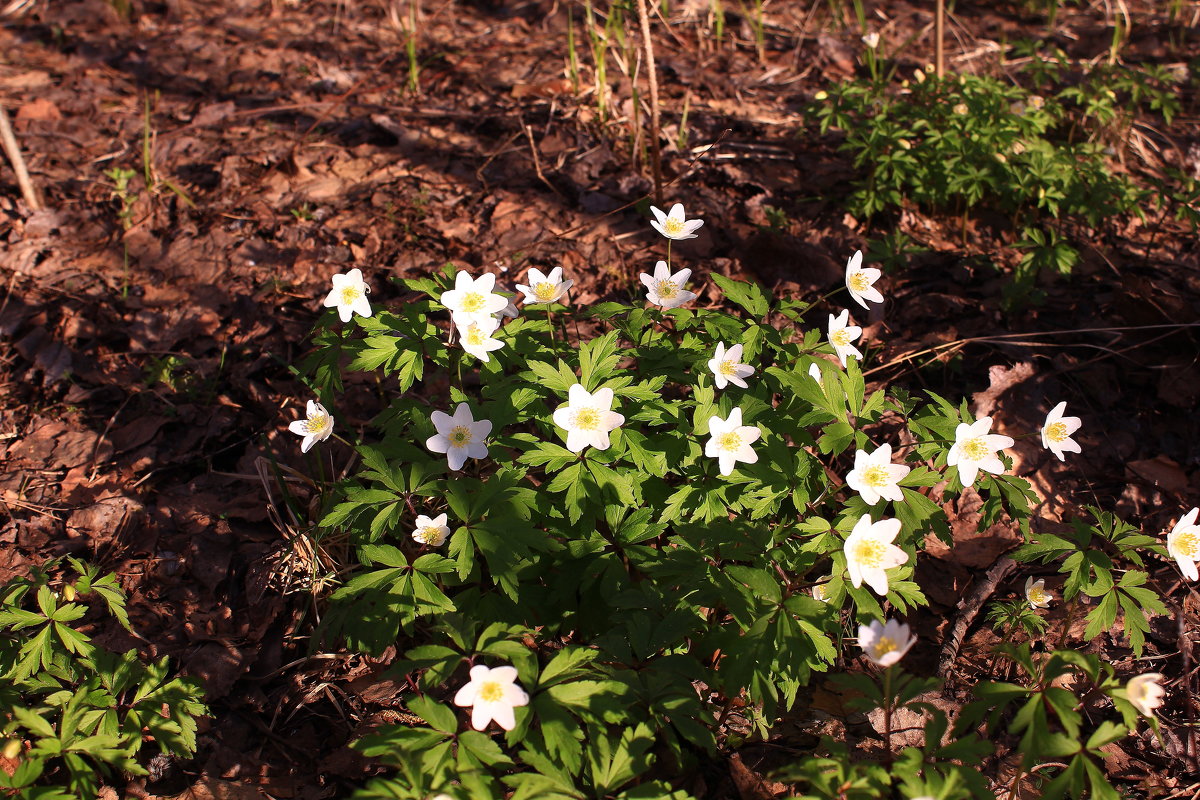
[323,268,372,322]
[495,295,520,319]
[1024,576,1052,609]
[1126,673,1166,717]
[288,400,334,453]
[440,271,509,327]
[827,309,863,368]
[844,250,883,309]
[947,416,1015,488]
[708,342,755,390]
[639,261,697,309]
[808,362,824,385]
[857,618,916,667]
[453,665,530,731]
[845,444,910,506]
[412,513,451,547]
[456,316,505,362]
[1167,507,1200,581]
[705,407,761,477]
[812,583,830,603]
[844,514,907,596]
[1040,401,1082,461]
[649,202,704,240]
[861,32,880,49]
[515,267,573,305]
[426,403,492,471]
[552,384,625,453]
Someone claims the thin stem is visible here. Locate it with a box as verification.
[882,665,895,765]
[634,0,664,206]
[934,0,946,78]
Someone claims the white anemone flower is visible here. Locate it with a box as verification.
[553,384,625,453]
[288,400,334,453]
[708,342,756,390]
[1167,507,1200,581]
[426,403,492,471]
[845,444,910,506]
[862,32,881,49]
[649,202,704,240]
[323,268,372,322]
[947,416,1015,488]
[1040,401,1082,461]
[457,317,505,362]
[440,271,509,327]
[705,407,761,477]
[811,583,831,603]
[639,261,697,309]
[845,250,883,309]
[1024,576,1052,609]
[453,665,530,731]
[857,618,916,667]
[516,267,573,305]
[827,309,863,368]
[412,513,451,547]
[1126,673,1166,717]
[844,514,907,596]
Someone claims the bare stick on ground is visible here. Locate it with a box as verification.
[0,101,42,211]
[937,556,1016,677]
[635,0,664,207]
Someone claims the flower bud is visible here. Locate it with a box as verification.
[2,739,21,760]
[953,103,969,115]
[814,90,828,101]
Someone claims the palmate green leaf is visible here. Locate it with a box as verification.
[710,273,770,318]
[407,695,457,735]
[538,647,599,688]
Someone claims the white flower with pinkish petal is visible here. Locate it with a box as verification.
[827,309,863,368]
[857,618,916,666]
[844,514,907,596]
[516,266,573,305]
[649,202,704,240]
[708,342,755,390]
[426,403,492,471]
[453,664,530,731]
[288,400,334,453]
[947,416,1014,488]
[552,384,625,453]
[323,268,372,322]
[705,407,761,477]
[639,261,696,309]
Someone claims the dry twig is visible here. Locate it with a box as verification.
[0,101,43,211]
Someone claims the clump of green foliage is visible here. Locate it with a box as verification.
[810,49,1183,299]
[0,558,207,799]
[288,254,1170,798]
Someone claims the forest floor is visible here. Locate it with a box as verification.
[1,0,1199,796]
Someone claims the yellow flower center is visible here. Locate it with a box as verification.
[853,538,886,568]
[663,217,684,235]
[849,272,872,292]
[460,292,486,313]
[719,359,740,377]
[717,432,742,452]
[831,329,851,347]
[961,436,991,461]
[655,279,678,298]
[572,408,600,431]
[1174,531,1200,558]
[873,635,898,656]
[416,526,442,544]
[465,326,485,346]
[477,680,504,702]
[1028,586,1048,605]
[861,465,891,489]
[340,285,361,305]
[305,413,328,433]
[533,282,558,301]
[1044,421,1069,443]
[450,426,473,446]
